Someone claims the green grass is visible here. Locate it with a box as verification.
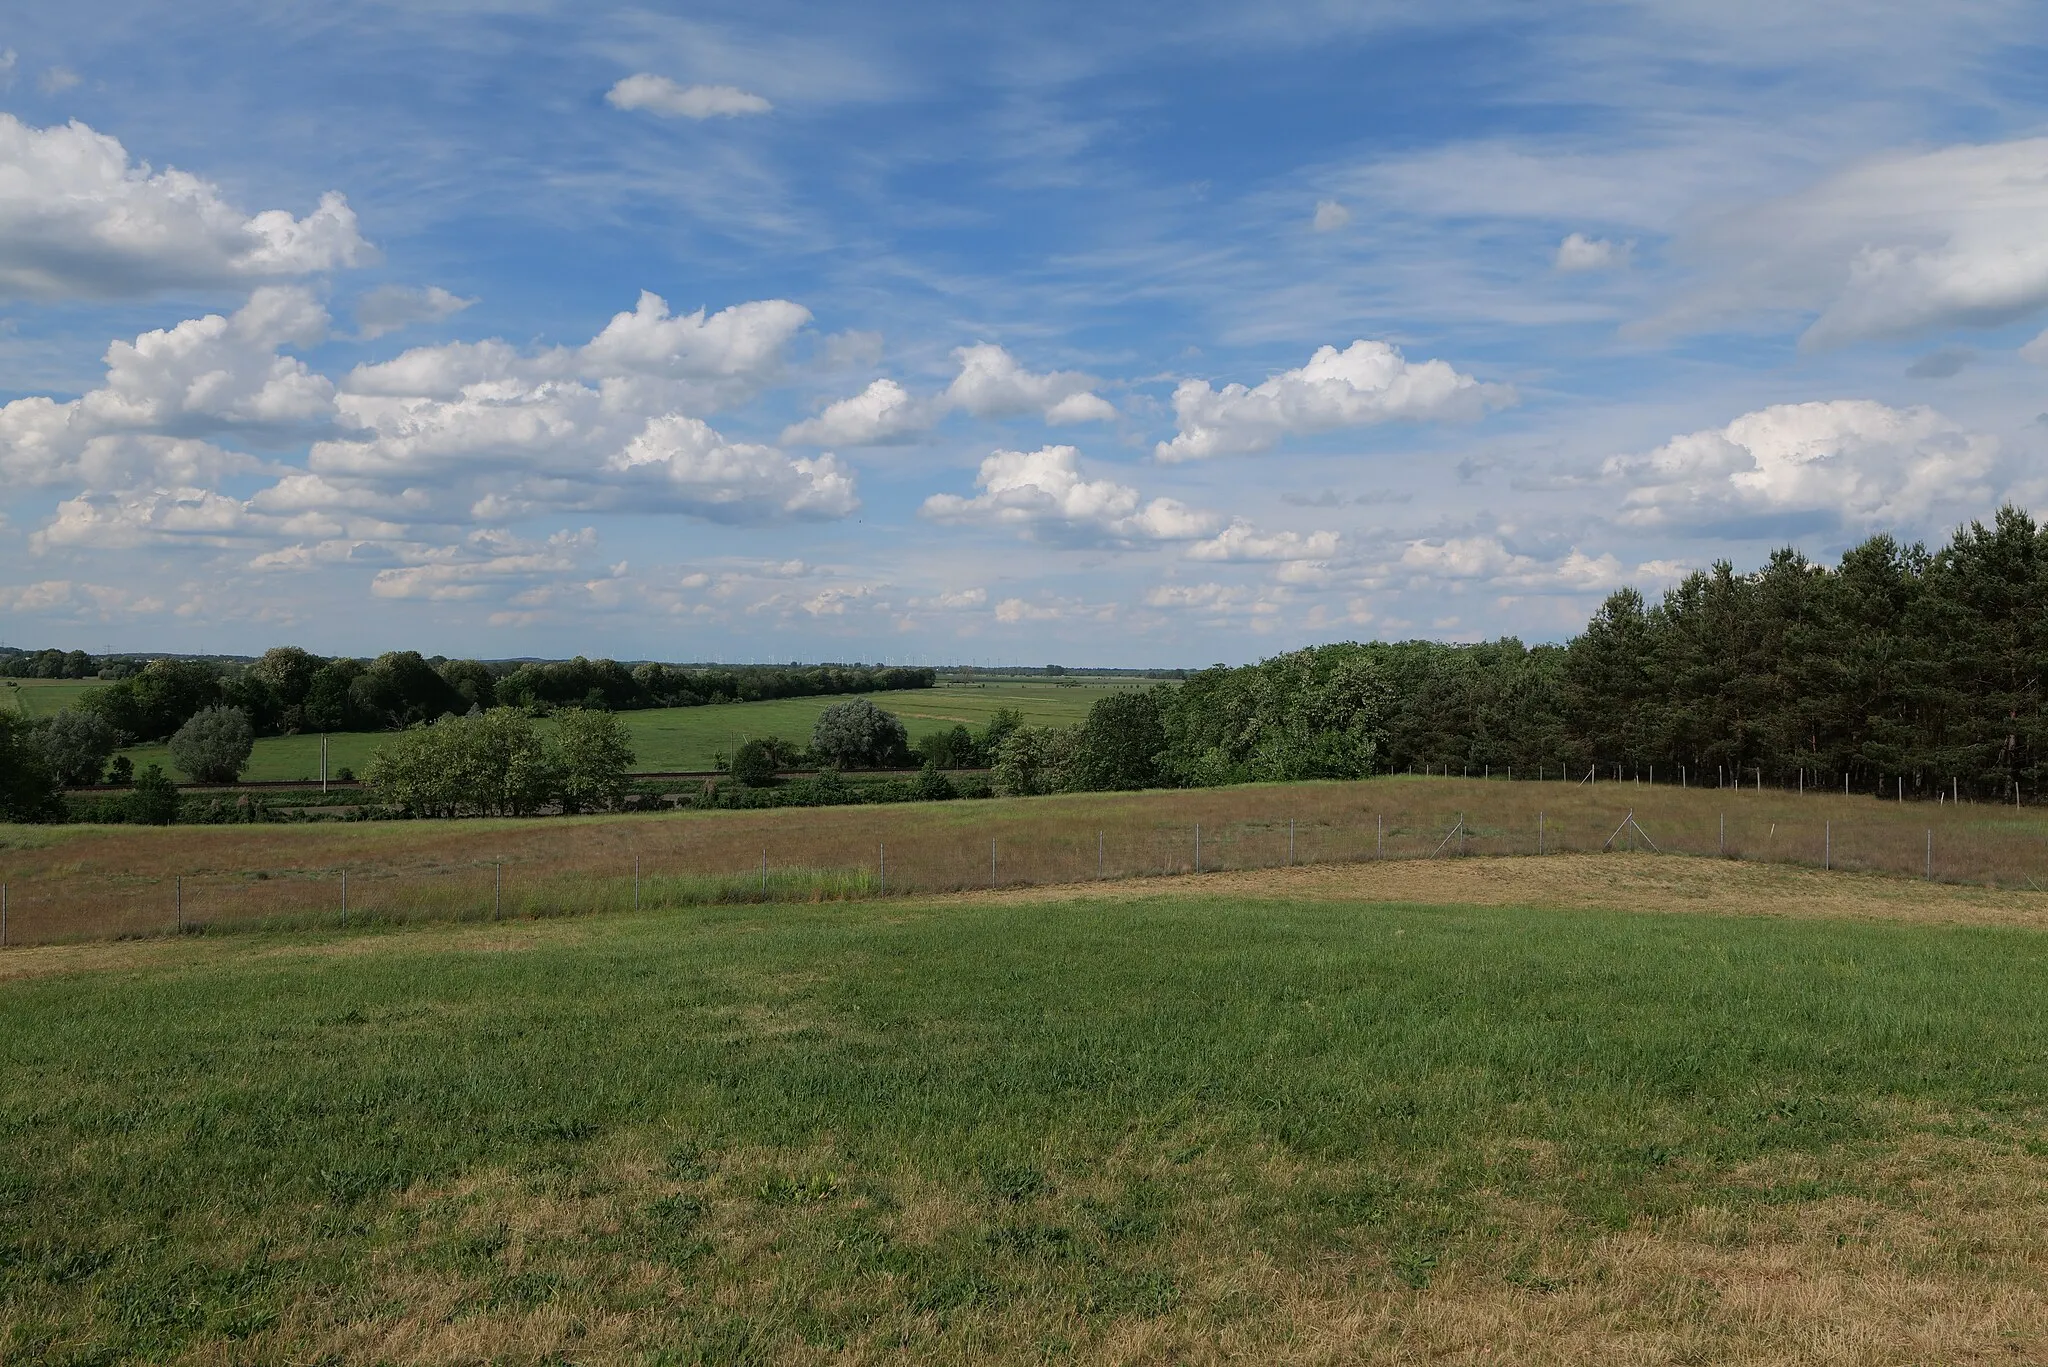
[113,680,1142,781]
[4,889,2047,1361]
[0,679,106,720]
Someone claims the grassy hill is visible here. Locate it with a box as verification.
[4,862,2047,1362]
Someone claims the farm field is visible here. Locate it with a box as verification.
[107,679,1140,781]
[5,857,2048,1363]
[0,677,105,719]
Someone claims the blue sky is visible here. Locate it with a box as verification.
[3,0,2047,664]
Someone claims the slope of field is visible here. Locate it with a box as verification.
[108,679,1141,781]
[0,678,105,719]
[4,862,2047,1364]
[13,775,2048,946]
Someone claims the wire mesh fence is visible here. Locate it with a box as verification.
[4,777,2047,949]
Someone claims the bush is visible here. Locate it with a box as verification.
[992,726,1079,797]
[913,724,979,769]
[129,764,180,825]
[980,707,1024,758]
[811,698,909,769]
[554,707,636,812]
[1068,690,1165,791]
[369,709,559,817]
[41,707,124,786]
[167,706,255,783]
[730,738,781,788]
[0,714,62,822]
[367,706,636,817]
[912,761,957,801]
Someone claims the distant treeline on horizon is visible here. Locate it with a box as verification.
[1105,506,2048,802]
[1,650,936,742]
[15,504,2048,800]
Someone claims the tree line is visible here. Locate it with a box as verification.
[8,648,933,747]
[987,507,2048,803]
[12,505,2048,820]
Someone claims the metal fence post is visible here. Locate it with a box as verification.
[492,864,499,918]
[176,875,182,934]
[341,870,347,916]
[1824,821,1830,871]
[1376,813,1383,858]
[1538,810,1544,855]
[879,843,885,896]
[1288,819,1294,866]
[992,838,998,881]
[1194,823,1201,873]
[634,855,641,910]
[3,883,8,948]
[1097,831,1103,878]
[1926,828,1932,880]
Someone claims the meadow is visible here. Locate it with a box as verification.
[4,855,2048,1363]
[106,678,1137,781]
[0,678,105,720]
[9,775,2048,946]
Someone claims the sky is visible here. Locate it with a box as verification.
[2,1,2047,666]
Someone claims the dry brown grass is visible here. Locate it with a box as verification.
[972,851,2048,932]
[8,773,2048,947]
[192,1118,2048,1365]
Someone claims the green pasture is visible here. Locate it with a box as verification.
[111,680,1143,781]
[3,889,2045,1361]
[0,678,105,720]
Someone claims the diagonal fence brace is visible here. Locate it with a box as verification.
[1601,810,1661,853]
[1431,814,1468,858]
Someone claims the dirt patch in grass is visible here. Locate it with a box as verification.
[964,851,2048,931]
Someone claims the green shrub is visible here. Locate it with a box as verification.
[129,764,181,824]
[167,706,254,783]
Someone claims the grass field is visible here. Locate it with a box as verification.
[0,678,106,720]
[4,859,2048,1363]
[11,775,2048,947]
[108,679,1140,781]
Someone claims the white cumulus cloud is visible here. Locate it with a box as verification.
[0,114,369,299]
[783,344,1114,447]
[945,343,1115,423]
[606,74,772,119]
[304,290,842,525]
[781,378,931,446]
[920,445,1219,546]
[1555,232,1631,272]
[1603,400,2000,531]
[1312,200,1352,232]
[1676,138,2048,348]
[1156,340,1512,461]
[0,286,333,488]
[607,415,857,522]
[1186,521,1341,562]
[370,529,598,602]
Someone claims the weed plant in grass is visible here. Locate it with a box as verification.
[15,776,2048,947]
[4,893,2048,1362]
